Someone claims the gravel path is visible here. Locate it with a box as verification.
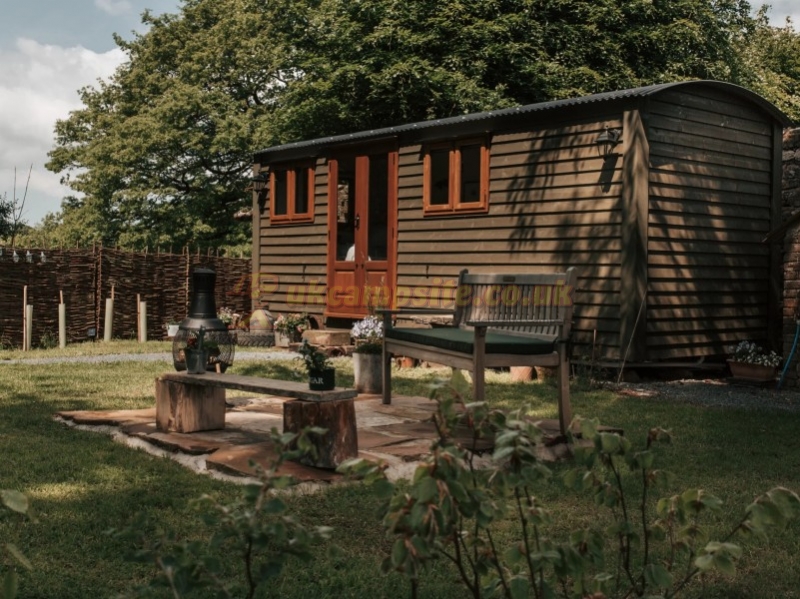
[606,377,800,412]
[0,351,298,366]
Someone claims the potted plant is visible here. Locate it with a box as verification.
[217,307,237,329]
[275,312,310,346]
[166,317,180,338]
[728,340,781,382]
[351,315,384,393]
[298,340,336,390]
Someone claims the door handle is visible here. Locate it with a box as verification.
[355,214,360,229]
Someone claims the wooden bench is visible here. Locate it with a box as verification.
[382,268,577,435]
[155,372,358,469]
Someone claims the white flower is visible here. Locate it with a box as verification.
[731,340,781,367]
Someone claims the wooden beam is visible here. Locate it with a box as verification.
[768,121,783,351]
[619,109,649,362]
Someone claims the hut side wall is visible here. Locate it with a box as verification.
[645,88,776,360]
[255,158,329,319]
[395,119,625,359]
[781,128,800,387]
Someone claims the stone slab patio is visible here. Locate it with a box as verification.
[56,393,598,484]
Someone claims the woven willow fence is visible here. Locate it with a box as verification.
[0,247,251,349]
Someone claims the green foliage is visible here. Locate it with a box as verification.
[297,340,333,372]
[1,490,32,599]
[110,427,332,598]
[343,375,800,598]
[43,0,800,250]
[735,7,800,123]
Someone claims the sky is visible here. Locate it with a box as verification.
[1,1,798,226]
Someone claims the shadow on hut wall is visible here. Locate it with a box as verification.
[504,120,625,361]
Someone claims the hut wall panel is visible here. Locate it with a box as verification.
[395,123,624,359]
[256,158,329,317]
[646,89,775,360]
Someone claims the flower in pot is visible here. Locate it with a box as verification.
[275,312,310,344]
[351,315,383,393]
[217,307,237,329]
[298,339,336,390]
[728,340,781,381]
[166,317,181,338]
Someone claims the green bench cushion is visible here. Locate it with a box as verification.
[385,327,555,356]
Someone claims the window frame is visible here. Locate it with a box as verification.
[422,137,490,215]
[269,162,316,225]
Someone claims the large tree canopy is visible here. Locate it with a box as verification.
[45,0,799,251]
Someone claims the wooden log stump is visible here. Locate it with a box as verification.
[155,378,226,433]
[283,398,358,469]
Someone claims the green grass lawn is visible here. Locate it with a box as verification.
[1,342,800,597]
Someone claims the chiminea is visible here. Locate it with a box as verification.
[172,267,235,372]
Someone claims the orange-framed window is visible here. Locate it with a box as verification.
[269,163,315,224]
[423,138,490,215]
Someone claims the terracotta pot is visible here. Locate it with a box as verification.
[396,356,417,369]
[727,360,777,382]
[510,366,534,382]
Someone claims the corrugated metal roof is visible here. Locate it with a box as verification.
[255,80,792,159]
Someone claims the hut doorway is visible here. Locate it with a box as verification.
[326,148,397,318]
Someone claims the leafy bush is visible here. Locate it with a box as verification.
[2,490,32,599]
[342,375,800,599]
[111,427,333,598]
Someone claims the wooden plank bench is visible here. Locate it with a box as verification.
[382,268,577,435]
[155,372,358,469]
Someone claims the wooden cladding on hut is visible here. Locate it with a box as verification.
[252,80,792,363]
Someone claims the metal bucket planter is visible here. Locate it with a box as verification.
[354,352,383,394]
[185,348,209,374]
[309,368,336,391]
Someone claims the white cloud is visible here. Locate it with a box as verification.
[761,1,800,29]
[95,0,133,17]
[0,39,126,223]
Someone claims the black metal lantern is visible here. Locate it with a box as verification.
[595,125,621,158]
[172,267,236,372]
[251,173,268,193]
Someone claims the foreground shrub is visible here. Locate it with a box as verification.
[112,427,332,598]
[1,490,32,599]
[343,379,800,599]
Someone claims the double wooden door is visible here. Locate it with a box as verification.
[326,149,397,318]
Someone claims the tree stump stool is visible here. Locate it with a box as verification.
[283,398,358,469]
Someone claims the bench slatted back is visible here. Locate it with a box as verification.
[453,268,577,341]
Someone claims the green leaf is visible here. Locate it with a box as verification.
[391,538,408,567]
[713,553,737,576]
[643,563,673,589]
[599,433,621,454]
[579,418,598,439]
[5,544,32,571]
[3,570,18,599]
[0,491,28,515]
[416,477,439,503]
[509,575,530,599]
[263,497,286,514]
[694,553,714,571]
